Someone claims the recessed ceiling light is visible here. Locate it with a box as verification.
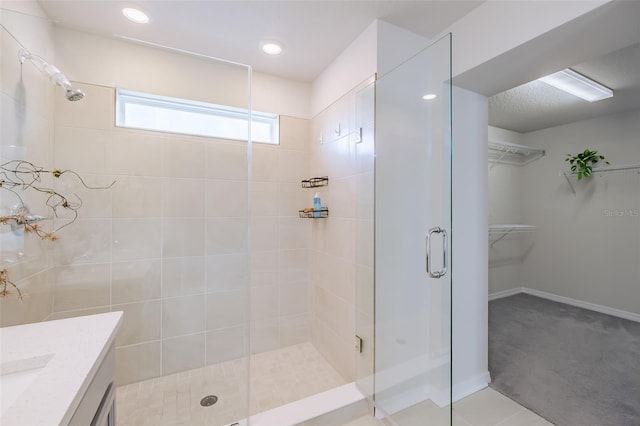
[538,68,613,102]
[422,94,437,100]
[122,7,149,24]
[260,40,283,55]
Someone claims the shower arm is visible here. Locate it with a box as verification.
[19,49,69,89]
[18,49,85,101]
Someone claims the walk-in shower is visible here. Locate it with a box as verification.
[1,7,461,426]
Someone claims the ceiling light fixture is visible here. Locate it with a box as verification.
[422,94,437,100]
[260,40,283,55]
[538,68,613,102]
[122,7,149,24]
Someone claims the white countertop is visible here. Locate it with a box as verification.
[0,312,123,425]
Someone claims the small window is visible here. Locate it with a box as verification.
[115,89,279,144]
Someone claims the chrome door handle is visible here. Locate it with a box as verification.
[426,227,448,278]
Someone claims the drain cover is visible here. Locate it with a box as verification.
[200,395,218,407]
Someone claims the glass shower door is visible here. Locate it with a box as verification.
[374,34,452,424]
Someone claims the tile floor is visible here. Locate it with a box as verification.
[344,388,553,426]
[117,342,552,426]
[116,342,347,426]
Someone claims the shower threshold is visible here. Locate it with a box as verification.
[244,382,367,426]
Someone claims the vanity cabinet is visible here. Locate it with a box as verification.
[69,344,116,426]
[0,312,122,426]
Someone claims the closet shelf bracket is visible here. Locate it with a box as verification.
[489,224,536,247]
[560,163,640,194]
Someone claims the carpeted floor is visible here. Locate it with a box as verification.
[489,293,640,426]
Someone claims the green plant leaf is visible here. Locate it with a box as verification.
[566,149,610,181]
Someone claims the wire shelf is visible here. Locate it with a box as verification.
[488,140,545,166]
[489,224,536,247]
[301,176,329,188]
[299,207,329,219]
[560,163,640,194]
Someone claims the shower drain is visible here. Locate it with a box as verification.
[200,395,219,407]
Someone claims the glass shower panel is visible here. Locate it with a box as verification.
[374,34,452,424]
[355,79,376,401]
[1,9,252,423]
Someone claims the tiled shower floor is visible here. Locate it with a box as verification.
[116,342,347,426]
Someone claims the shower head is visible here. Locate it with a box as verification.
[65,88,85,102]
[50,71,85,101]
[18,49,85,102]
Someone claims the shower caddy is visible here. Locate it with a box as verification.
[299,176,329,218]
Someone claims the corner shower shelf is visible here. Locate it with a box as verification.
[301,176,329,188]
[488,140,545,167]
[561,163,640,194]
[489,224,536,247]
[300,176,329,218]
[299,208,329,219]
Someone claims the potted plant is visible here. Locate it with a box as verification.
[565,149,610,180]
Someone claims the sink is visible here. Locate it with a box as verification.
[0,354,53,416]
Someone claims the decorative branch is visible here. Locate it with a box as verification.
[0,160,115,299]
[0,269,22,300]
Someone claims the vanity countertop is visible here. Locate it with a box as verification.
[0,311,123,425]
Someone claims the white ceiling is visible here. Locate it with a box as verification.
[489,42,640,134]
[36,0,640,133]
[37,0,483,83]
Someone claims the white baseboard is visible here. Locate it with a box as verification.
[488,287,524,301]
[452,371,491,403]
[489,287,640,323]
[522,288,640,323]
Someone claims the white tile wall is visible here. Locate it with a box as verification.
[206,326,246,364]
[162,257,206,297]
[309,79,375,383]
[113,300,162,346]
[162,333,206,375]
[45,82,254,385]
[115,341,162,385]
[206,254,247,292]
[32,83,314,386]
[51,264,111,312]
[248,116,312,354]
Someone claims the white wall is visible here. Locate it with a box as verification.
[310,19,432,117]
[521,109,640,316]
[54,27,311,118]
[452,86,490,400]
[252,72,311,118]
[376,20,429,78]
[310,21,377,117]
